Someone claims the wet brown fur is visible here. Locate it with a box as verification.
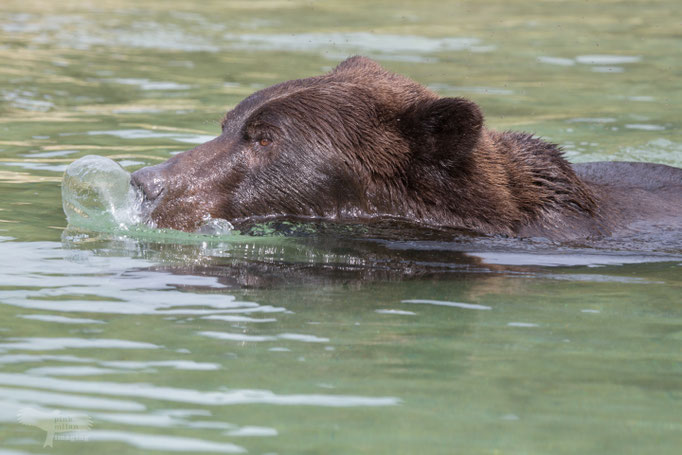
[131,57,679,240]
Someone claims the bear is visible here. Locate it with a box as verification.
[131,56,682,241]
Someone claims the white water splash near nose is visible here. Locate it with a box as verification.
[62,155,143,230]
[62,155,235,236]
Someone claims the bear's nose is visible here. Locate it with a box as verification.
[131,165,166,202]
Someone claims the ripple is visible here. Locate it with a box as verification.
[624,124,665,131]
[2,162,68,173]
[0,354,218,372]
[21,15,220,52]
[100,360,221,371]
[469,252,680,267]
[576,55,641,64]
[91,410,234,429]
[84,430,245,453]
[402,299,491,310]
[591,66,625,73]
[19,314,105,324]
[112,107,163,114]
[568,117,616,123]
[0,354,93,365]
[0,386,145,411]
[0,242,284,316]
[116,160,146,168]
[1,292,285,315]
[540,274,658,284]
[198,332,277,342]
[201,315,277,323]
[0,338,159,351]
[537,56,575,66]
[428,83,514,95]
[0,450,45,455]
[101,78,192,91]
[87,129,215,144]
[21,150,78,158]
[375,309,417,316]
[0,373,401,407]
[199,331,329,343]
[222,32,493,61]
[277,333,329,343]
[25,366,121,376]
[225,426,278,437]
[2,90,54,112]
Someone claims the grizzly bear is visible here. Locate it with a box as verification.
[131,56,681,241]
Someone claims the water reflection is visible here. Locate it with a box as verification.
[50,219,682,295]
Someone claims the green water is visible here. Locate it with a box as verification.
[1,1,681,453]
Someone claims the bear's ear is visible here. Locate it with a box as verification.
[400,97,483,166]
[333,56,384,74]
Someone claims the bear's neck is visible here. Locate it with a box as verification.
[404,130,600,235]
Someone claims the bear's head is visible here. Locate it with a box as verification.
[131,56,484,232]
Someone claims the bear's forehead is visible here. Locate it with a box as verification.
[222,59,434,130]
[235,72,361,111]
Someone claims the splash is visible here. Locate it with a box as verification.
[195,216,235,235]
[61,155,233,236]
[62,155,143,230]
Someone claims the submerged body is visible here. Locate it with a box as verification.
[131,57,681,241]
[570,162,681,241]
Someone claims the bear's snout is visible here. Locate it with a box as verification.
[131,164,166,203]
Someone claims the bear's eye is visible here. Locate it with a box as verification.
[258,138,272,147]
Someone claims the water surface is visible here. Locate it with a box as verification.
[1,1,681,454]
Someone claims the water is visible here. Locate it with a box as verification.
[61,155,234,235]
[62,155,143,230]
[1,1,681,453]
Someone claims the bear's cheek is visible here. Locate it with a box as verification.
[240,144,281,169]
[148,143,290,230]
